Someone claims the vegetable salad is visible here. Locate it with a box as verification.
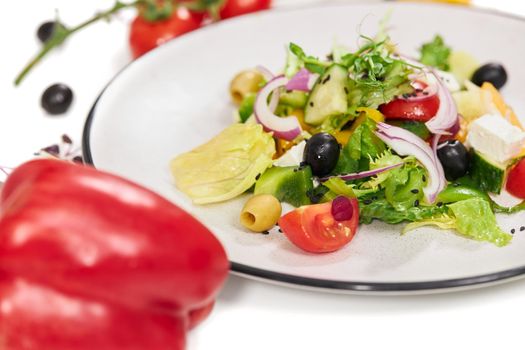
[171,27,525,253]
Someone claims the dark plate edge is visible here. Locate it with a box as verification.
[82,1,525,293]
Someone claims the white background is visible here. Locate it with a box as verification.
[2,1,525,349]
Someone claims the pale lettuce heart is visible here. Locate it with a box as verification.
[171,123,275,204]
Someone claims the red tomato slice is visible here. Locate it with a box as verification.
[129,7,203,58]
[506,158,525,199]
[278,197,359,253]
[379,90,440,122]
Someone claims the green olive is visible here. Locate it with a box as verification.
[240,194,282,232]
[230,70,264,105]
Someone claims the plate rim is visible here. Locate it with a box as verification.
[82,1,525,293]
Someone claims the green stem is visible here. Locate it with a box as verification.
[14,0,143,86]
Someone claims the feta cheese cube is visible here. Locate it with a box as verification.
[466,114,525,163]
[273,140,306,167]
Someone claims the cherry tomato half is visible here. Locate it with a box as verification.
[278,197,359,253]
[379,88,440,122]
[506,158,525,199]
[219,0,271,19]
[129,7,203,58]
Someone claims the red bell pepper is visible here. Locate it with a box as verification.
[0,276,187,350]
[0,159,229,348]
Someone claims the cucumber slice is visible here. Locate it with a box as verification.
[449,51,479,86]
[254,165,313,207]
[469,150,507,194]
[279,91,308,108]
[304,64,349,125]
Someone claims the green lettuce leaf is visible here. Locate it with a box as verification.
[403,198,512,247]
[383,165,425,211]
[363,150,404,189]
[448,198,512,247]
[333,117,386,174]
[359,193,447,224]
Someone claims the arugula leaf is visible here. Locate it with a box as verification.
[419,35,451,71]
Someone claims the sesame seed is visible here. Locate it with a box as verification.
[411,189,419,194]
[363,199,372,205]
[414,199,420,207]
[422,175,426,182]
[278,229,283,233]
[437,202,443,207]
[344,87,349,94]
[309,102,314,107]
[255,174,261,180]
[521,226,525,232]
[511,229,516,234]
[262,231,270,235]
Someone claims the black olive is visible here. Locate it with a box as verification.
[471,63,508,89]
[303,133,340,176]
[437,140,470,181]
[37,21,56,43]
[41,83,74,115]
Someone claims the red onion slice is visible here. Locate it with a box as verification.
[375,123,446,203]
[254,75,302,141]
[256,65,274,81]
[401,80,438,102]
[285,68,319,92]
[424,69,458,135]
[319,163,403,182]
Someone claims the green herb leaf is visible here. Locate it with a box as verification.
[419,34,451,71]
[288,42,331,75]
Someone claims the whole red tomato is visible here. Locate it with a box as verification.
[219,0,271,19]
[506,158,525,199]
[129,7,203,58]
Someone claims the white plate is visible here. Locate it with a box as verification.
[83,2,525,294]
